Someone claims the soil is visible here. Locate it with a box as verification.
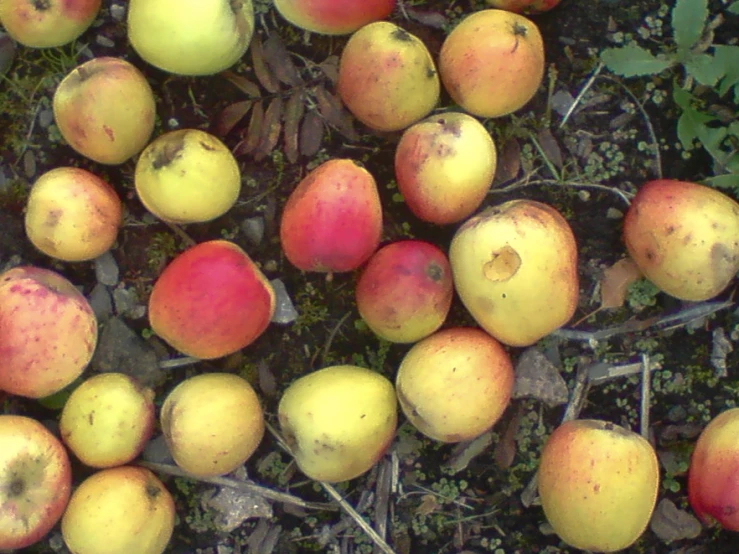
[1,0,739,553]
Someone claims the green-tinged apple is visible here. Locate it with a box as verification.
[274,0,395,35]
[439,9,545,117]
[356,240,453,343]
[486,0,561,14]
[25,167,122,262]
[538,419,660,552]
[688,407,739,531]
[53,57,156,165]
[449,200,578,347]
[0,266,97,398]
[127,0,254,76]
[61,466,175,554]
[0,415,72,550]
[337,21,440,132]
[280,159,382,272]
[623,179,739,301]
[278,365,397,483]
[59,373,155,468]
[395,327,513,442]
[395,111,497,224]
[148,240,275,359]
[135,129,241,224]
[0,0,100,48]
[160,373,264,477]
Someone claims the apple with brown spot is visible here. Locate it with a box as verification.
[0,0,101,48]
[274,0,395,35]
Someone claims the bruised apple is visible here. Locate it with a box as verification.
[356,240,453,343]
[395,111,497,224]
[623,179,739,301]
[274,0,395,35]
[148,240,275,359]
[0,0,101,48]
[449,200,578,347]
[395,327,513,442]
[439,9,545,117]
[486,0,561,14]
[338,21,440,132]
[280,159,382,272]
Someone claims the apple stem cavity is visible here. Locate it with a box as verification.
[32,0,52,11]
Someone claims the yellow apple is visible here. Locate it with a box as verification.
[61,465,175,554]
[0,0,101,48]
[135,129,241,224]
[538,419,660,552]
[486,0,562,14]
[160,373,265,477]
[59,373,156,468]
[278,365,397,483]
[127,0,254,76]
[53,56,156,165]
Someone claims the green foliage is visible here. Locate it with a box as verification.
[626,278,661,310]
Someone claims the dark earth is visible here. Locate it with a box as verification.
[1,0,739,553]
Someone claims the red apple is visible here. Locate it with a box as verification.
[0,266,98,399]
[280,158,382,273]
[355,240,453,343]
[148,240,275,359]
[0,0,101,48]
[0,415,72,550]
[274,0,395,35]
[688,407,739,531]
[486,0,561,14]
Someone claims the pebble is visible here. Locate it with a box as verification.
[88,283,113,322]
[269,278,298,324]
[38,108,54,128]
[241,216,265,246]
[95,35,115,48]
[94,250,119,286]
[112,286,146,319]
[141,434,174,465]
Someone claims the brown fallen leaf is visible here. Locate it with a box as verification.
[221,70,261,98]
[250,33,280,94]
[512,348,569,407]
[263,32,302,87]
[283,91,305,164]
[599,257,643,309]
[211,100,252,137]
[415,494,440,517]
[299,111,324,157]
[649,498,702,543]
[234,100,265,157]
[254,96,284,161]
[492,137,521,185]
[536,128,564,169]
[313,85,360,141]
[318,55,339,84]
[494,403,524,469]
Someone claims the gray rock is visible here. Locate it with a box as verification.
[88,283,113,322]
[241,216,265,246]
[94,250,119,286]
[269,279,298,324]
[512,348,569,407]
[201,467,273,533]
[551,89,575,117]
[113,286,146,319]
[141,434,174,465]
[95,35,115,48]
[110,3,126,21]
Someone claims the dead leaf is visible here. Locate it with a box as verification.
[710,327,732,378]
[234,101,264,157]
[444,431,493,474]
[404,7,449,29]
[221,70,261,98]
[512,348,569,407]
[493,137,521,185]
[649,498,702,543]
[254,97,284,161]
[318,55,339,84]
[537,128,563,169]
[494,404,524,469]
[212,100,252,137]
[283,91,305,164]
[263,33,302,87]
[415,494,440,517]
[313,85,360,141]
[299,110,325,157]
[250,34,280,94]
[599,257,643,309]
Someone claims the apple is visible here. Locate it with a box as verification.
[449,200,578,347]
[486,0,561,14]
[0,415,72,550]
[274,0,395,35]
[0,0,101,48]
[538,419,660,552]
[0,266,97,398]
[61,465,175,554]
[688,407,739,531]
[135,129,241,224]
[127,0,254,76]
[59,373,156,468]
[160,372,265,477]
[148,240,275,359]
[278,365,397,483]
[623,179,739,301]
[439,9,545,118]
[355,240,453,343]
[53,56,156,165]
[395,327,513,443]
[394,111,497,224]
[337,21,440,132]
[25,166,123,262]
[280,158,382,273]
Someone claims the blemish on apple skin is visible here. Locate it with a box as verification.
[391,28,413,43]
[103,125,115,142]
[151,137,186,170]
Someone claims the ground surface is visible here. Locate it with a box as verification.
[1,0,739,553]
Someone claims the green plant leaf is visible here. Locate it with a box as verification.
[601,45,674,77]
[713,45,739,96]
[672,0,708,51]
[676,105,716,150]
[684,53,724,86]
[704,174,739,193]
[728,1,739,15]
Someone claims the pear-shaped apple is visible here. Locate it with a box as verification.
[274,0,395,35]
[148,240,275,359]
[0,0,101,48]
[280,159,382,273]
[278,365,397,483]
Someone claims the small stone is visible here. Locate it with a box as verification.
[88,283,113,322]
[241,216,265,246]
[606,207,624,219]
[550,89,575,117]
[269,278,298,324]
[512,348,569,407]
[94,250,119,286]
[110,3,126,21]
[141,435,174,465]
[38,108,54,128]
[95,35,115,48]
[113,286,145,318]
[202,467,273,533]
[650,498,702,543]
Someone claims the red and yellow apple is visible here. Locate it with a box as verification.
[395,327,514,442]
[148,240,275,359]
[439,9,545,117]
[280,159,382,273]
[0,415,72,550]
[486,0,562,14]
[274,0,395,35]
[623,179,739,301]
[25,167,123,262]
[61,465,175,554]
[160,373,265,477]
[0,266,97,398]
[395,111,497,224]
[0,0,101,48]
[53,56,156,165]
[337,21,440,132]
[538,419,660,552]
[355,240,453,343]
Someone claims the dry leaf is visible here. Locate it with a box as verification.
[234,100,265,157]
[212,100,252,137]
[404,7,449,28]
[415,494,440,517]
[283,92,305,164]
[263,33,302,87]
[494,404,524,469]
[493,137,521,185]
[313,85,359,141]
[512,348,569,407]
[649,498,702,543]
[221,70,261,98]
[254,97,284,161]
[444,431,493,474]
[537,128,563,169]
[599,257,643,309]
[250,34,280,94]
[299,111,325,157]
[318,55,339,84]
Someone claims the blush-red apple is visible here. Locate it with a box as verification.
[486,0,561,14]
[0,0,101,48]
[274,0,395,35]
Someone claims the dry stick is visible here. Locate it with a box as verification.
[163,221,197,247]
[158,356,201,369]
[640,353,651,440]
[558,62,604,129]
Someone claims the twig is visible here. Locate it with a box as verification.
[490,176,633,205]
[317,310,351,367]
[559,62,604,129]
[640,353,650,440]
[159,356,201,369]
[163,221,197,247]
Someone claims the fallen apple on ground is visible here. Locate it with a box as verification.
[486,0,562,14]
[0,0,101,48]
[274,0,395,35]
[0,415,72,550]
